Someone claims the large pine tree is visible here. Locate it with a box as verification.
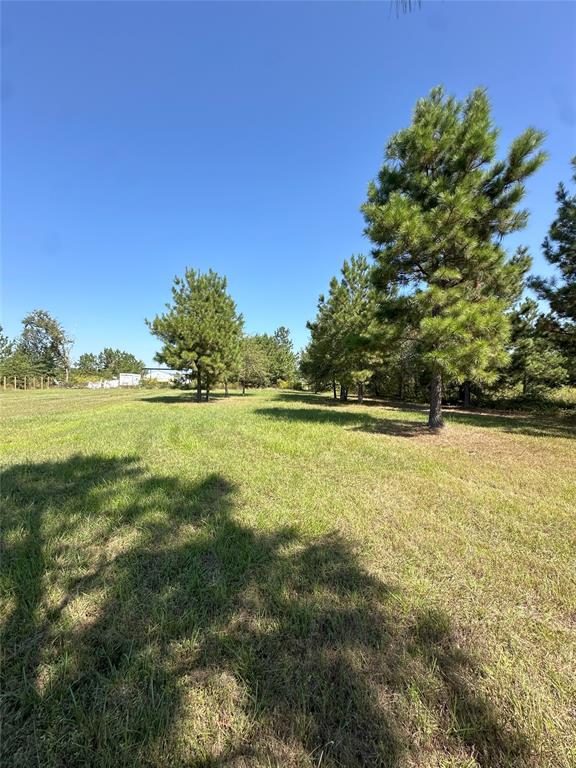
[362,86,546,428]
[147,269,243,402]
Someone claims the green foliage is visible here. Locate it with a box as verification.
[0,325,13,360]
[270,326,297,383]
[505,299,568,396]
[239,335,270,389]
[76,348,145,377]
[530,157,576,324]
[362,86,546,425]
[238,328,297,391]
[146,268,243,399]
[528,158,576,382]
[302,255,379,400]
[0,349,40,380]
[16,309,72,377]
[77,352,99,373]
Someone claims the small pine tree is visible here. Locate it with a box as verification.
[362,86,546,428]
[147,269,243,402]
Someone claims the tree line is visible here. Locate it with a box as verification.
[0,311,145,385]
[1,288,298,395]
[301,87,575,428]
[3,87,573,421]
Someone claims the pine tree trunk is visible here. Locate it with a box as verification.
[398,371,404,400]
[196,369,202,403]
[242,383,246,395]
[522,372,528,396]
[428,370,444,429]
[463,380,471,408]
[340,385,348,402]
[205,384,210,402]
[224,379,229,397]
[332,377,337,400]
[357,382,364,403]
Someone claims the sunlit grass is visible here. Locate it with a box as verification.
[1,388,575,767]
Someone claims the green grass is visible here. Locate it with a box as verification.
[1,388,575,767]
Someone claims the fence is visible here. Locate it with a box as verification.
[3,373,142,391]
[2,376,56,390]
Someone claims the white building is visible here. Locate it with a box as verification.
[143,368,189,383]
[119,373,141,387]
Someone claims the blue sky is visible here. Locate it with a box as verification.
[2,1,575,365]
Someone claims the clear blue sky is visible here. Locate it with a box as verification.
[2,1,575,366]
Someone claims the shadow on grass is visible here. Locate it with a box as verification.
[264,393,576,440]
[2,455,531,767]
[256,406,428,438]
[140,391,245,404]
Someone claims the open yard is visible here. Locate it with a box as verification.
[1,388,575,767]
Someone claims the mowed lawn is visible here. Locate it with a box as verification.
[1,389,575,768]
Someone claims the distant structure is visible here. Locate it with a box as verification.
[87,379,119,389]
[119,373,141,387]
[86,373,142,389]
[143,367,189,383]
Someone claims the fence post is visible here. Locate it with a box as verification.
[14,377,17,390]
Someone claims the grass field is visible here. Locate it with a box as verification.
[1,388,575,768]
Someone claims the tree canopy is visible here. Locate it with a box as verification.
[76,349,145,377]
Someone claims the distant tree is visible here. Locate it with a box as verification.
[529,158,576,382]
[76,353,100,373]
[97,348,144,376]
[506,299,568,396]
[270,326,297,384]
[239,335,270,393]
[0,349,38,381]
[75,349,144,377]
[303,281,346,399]
[0,325,13,360]
[362,86,546,428]
[17,309,72,380]
[303,255,379,401]
[530,158,576,323]
[147,269,243,402]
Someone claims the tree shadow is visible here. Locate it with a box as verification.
[2,455,531,766]
[443,409,576,440]
[256,405,428,438]
[264,393,576,441]
[140,392,245,404]
[272,391,428,412]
